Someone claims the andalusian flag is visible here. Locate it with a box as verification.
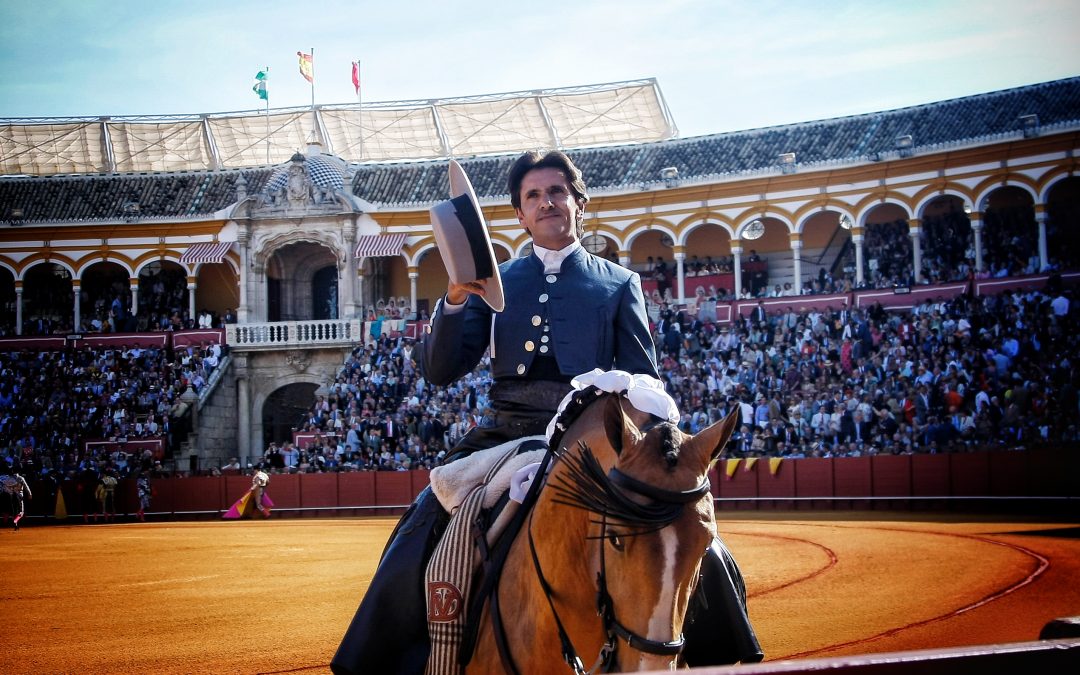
[297,51,314,83]
[252,70,268,101]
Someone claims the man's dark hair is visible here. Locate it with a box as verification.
[507,150,590,237]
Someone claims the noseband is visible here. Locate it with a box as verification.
[527,445,712,674]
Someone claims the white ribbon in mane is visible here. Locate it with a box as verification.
[544,368,681,442]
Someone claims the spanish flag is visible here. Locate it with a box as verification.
[297,51,314,83]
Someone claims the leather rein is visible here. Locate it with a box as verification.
[523,464,712,674]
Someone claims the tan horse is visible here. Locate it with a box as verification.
[467,391,739,673]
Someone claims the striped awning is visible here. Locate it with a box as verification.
[354,233,406,259]
[180,241,232,265]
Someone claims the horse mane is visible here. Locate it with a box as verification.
[550,440,687,538]
[656,421,680,469]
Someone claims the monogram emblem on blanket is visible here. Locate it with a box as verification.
[427,581,464,622]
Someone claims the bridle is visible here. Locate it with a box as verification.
[522,444,712,675]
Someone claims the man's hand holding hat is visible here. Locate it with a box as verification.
[429,160,505,312]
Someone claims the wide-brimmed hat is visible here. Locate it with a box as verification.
[429,160,505,312]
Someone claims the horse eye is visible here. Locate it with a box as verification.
[607,532,624,551]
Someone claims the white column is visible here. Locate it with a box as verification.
[187,280,197,324]
[731,245,743,297]
[909,219,923,284]
[1037,212,1049,272]
[72,281,81,331]
[342,219,359,319]
[130,283,139,318]
[408,269,419,317]
[237,225,252,323]
[237,368,251,464]
[790,237,803,293]
[357,267,367,319]
[15,286,23,335]
[852,229,865,286]
[674,250,686,304]
[970,216,984,273]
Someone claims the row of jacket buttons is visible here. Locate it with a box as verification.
[517,273,558,374]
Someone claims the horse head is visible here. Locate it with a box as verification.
[537,393,740,672]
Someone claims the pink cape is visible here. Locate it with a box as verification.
[222,488,274,519]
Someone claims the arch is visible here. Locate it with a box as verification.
[973,177,1038,210]
[18,255,77,282]
[1038,169,1080,204]
[76,255,135,278]
[912,186,975,217]
[133,251,186,275]
[733,212,795,238]
[492,240,513,259]
[0,259,17,278]
[255,378,323,446]
[794,205,851,236]
[512,239,534,258]
[623,217,677,249]
[583,223,629,253]
[791,201,857,235]
[254,230,345,269]
[852,193,914,224]
[678,212,736,242]
[407,239,439,267]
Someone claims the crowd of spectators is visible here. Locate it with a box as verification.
[651,283,1077,459]
[0,341,225,480]
[4,225,1076,479]
[4,281,1076,483]
[11,263,234,337]
[251,336,486,473]
[257,280,1077,475]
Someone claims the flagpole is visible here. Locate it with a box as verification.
[362,58,367,159]
[310,46,317,145]
[265,65,270,164]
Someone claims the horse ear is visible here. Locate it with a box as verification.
[688,407,741,467]
[603,394,629,455]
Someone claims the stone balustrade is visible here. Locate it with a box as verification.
[225,319,363,350]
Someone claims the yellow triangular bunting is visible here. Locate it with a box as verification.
[769,457,783,475]
[724,458,741,478]
[54,490,68,520]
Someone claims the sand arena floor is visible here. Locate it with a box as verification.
[1,512,1078,674]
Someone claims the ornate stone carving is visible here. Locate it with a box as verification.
[284,350,311,372]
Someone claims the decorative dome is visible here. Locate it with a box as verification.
[262,144,348,195]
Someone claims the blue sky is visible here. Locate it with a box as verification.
[0,0,1078,138]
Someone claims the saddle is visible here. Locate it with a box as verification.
[424,436,551,675]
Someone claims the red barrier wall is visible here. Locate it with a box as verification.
[26,449,1078,520]
[871,455,912,497]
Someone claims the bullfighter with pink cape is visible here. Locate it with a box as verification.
[223,470,273,519]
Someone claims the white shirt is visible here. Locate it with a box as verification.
[531,240,581,274]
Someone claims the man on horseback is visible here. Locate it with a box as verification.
[333,151,761,673]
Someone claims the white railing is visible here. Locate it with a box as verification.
[225,319,363,349]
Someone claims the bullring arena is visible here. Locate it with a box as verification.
[3,75,1080,673]
[3,507,1080,673]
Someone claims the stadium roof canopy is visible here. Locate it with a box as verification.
[0,79,676,176]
